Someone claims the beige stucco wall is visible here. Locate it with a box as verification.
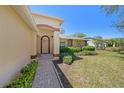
[72,40,86,47]
[72,40,78,47]
[31,31,37,55]
[60,39,68,46]
[32,14,61,28]
[60,39,86,47]
[0,6,36,87]
[36,35,41,54]
[53,31,60,55]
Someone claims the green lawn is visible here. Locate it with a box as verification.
[58,50,124,88]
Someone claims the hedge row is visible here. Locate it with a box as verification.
[60,46,95,53]
[4,60,38,88]
[82,46,95,51]
[60,46,82,53]
[60,46,96,65]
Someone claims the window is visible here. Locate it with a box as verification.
[60,42,65,47]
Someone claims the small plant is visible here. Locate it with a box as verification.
[4,60,38,88]
[82,46,95,51]
[63,55,73,65]
[60,52,76,61]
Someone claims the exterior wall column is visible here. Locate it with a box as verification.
[31,31,37,59]
[53,31,60,59]
[37,35,41,54]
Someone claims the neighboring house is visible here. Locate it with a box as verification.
[87,40,95,47]
[60,34,88,47]
[0,5,94,87]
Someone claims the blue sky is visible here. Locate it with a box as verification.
[30,5,124,38]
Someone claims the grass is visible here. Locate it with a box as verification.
[58,50,124,88]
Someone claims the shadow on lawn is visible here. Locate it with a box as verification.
[120,56,124,59]
[74,56,83,61]
[53,60,73,88]
[114,54,124,60]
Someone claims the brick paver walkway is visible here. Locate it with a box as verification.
[32,54,61,88]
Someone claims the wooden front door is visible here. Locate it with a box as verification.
[68,39,72,46]
[41,36,50,54]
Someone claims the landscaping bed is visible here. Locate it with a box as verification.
[4,60,38,88]
[60,46,97,65]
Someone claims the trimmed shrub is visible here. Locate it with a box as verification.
[77,51,98,56]
[60,52,76,61]
[68,46,82,53]
[82,46,95,51]
[60,46,82,64]
[74,52,82,57]
[63,55,73,65]
[60,52,70,60]
[60,47,72,53]
[4,60,38,88]
[60,46,82,54]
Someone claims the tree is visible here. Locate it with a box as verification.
[93,36,103,45]
[93,36,106,49]
[101,6,124,50]
[101,5,124,32]
[105,38,119,47]
[71,32,86,38]
[93,36,103,43]
[95,36,103,40]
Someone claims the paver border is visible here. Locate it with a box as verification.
[52,60,64,88]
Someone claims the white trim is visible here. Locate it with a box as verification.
[60,34,89,41]
[11,5,39,32]
[32,12,64,23]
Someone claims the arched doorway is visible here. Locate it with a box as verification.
[41,36,50,54]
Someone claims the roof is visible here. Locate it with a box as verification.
[11,5,64,35]
[59,34,90,41]
[32,13,64,24]
[11,6,39,32]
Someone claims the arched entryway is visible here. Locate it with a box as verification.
[41,35,50,54]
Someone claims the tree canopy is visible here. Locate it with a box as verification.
[71,32,86,38]
[101,5,124,32]
[93,36,103,43]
